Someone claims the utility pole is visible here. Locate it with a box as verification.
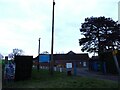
[37,38,41,71]
[50,0,55,75]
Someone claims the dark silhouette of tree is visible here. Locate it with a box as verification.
[8,48,24,60]
[79,16,120,55]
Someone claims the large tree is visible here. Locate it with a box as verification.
[8,48,24,60]
[79,16,120,55]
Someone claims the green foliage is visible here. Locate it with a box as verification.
[79,16,120,54]
[8,48,24,59]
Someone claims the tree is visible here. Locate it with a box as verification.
[42,51,49,54]
[0,53,4,60]
[79,16,120,55]
[8,48,24,60]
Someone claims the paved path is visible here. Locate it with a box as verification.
[76,68,119,82]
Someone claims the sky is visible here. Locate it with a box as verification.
[0,0,119,58]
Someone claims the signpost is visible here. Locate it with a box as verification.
[66,63,72,76]
[74,62,77,76]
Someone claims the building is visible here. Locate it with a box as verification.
[54,51,89,68]
[89,56,100,72]
[33,51,89,69]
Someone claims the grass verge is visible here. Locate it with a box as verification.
[3,69,118,88]
[0,60,2,64]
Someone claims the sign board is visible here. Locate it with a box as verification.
[39,55,50,62]
[66,63,72,68]
[83,62,87,67]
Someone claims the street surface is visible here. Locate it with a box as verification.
[77,68,119,82]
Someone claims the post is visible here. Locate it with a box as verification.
[37,38,41,71]
[74,62,77,76]
[112,50,120,75]
[50,0,55,75]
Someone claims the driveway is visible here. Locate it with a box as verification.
[76,68,119,82]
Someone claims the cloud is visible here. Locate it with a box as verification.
[0,0,119,57]
[0,18,48,57]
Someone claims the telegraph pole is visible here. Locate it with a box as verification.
[50,0,55,75]
[37,38,41,71]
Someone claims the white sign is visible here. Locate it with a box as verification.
[83,62,86,67]
[66,63,72,68]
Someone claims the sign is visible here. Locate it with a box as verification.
[83,62,87,67]
[66,63,72,68]
[39,55,50,62]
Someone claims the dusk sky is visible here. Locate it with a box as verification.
[0,0,119,58]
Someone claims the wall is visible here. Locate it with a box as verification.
[55,60,88,68]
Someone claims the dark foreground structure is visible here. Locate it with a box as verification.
[14,56,33,81]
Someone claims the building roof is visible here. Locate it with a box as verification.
[53,53,89,60]
[33,51,89,61]
[67,51,76,55]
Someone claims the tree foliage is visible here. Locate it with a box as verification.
[79,16,120,54]
[0,53,4,59]
[8,48,24,59]
[42,51,49,54]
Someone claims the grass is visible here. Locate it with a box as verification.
[3,69,118,88]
